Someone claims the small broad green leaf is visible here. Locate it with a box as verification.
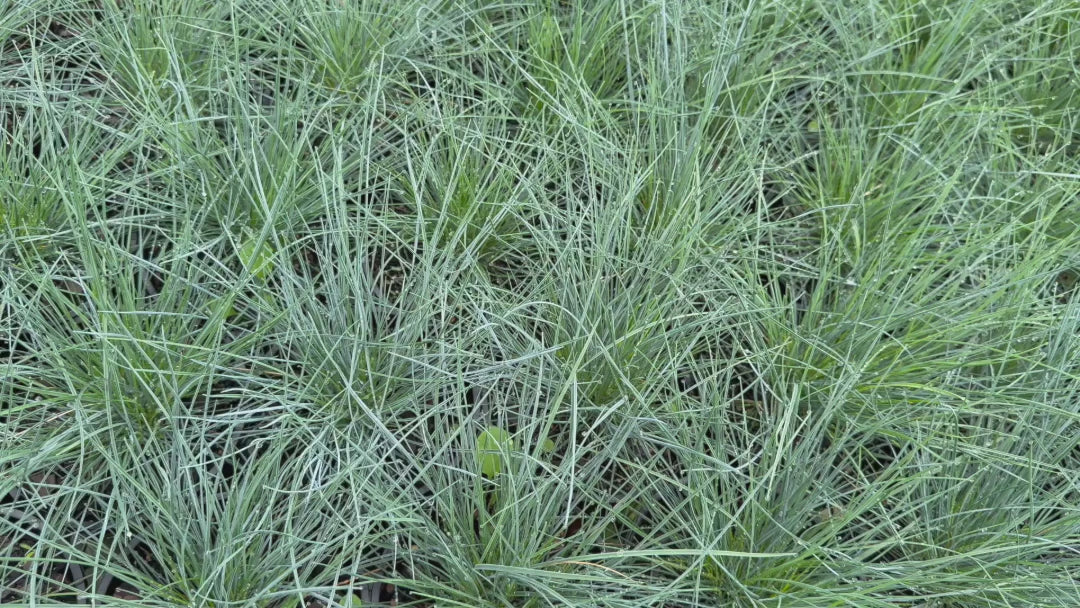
[340,592,362,608]
[541,437,556,454]
[239,236,275,279]
[209,296,237,320]
[477,426,513,477]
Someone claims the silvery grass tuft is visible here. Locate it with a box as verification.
[2,0,1079,606]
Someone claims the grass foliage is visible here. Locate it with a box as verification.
[2,0,1080,606]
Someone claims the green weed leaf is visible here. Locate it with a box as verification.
[477,426,513,477]
[239,236,275,280]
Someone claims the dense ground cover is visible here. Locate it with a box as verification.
[2,0,1079,606]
